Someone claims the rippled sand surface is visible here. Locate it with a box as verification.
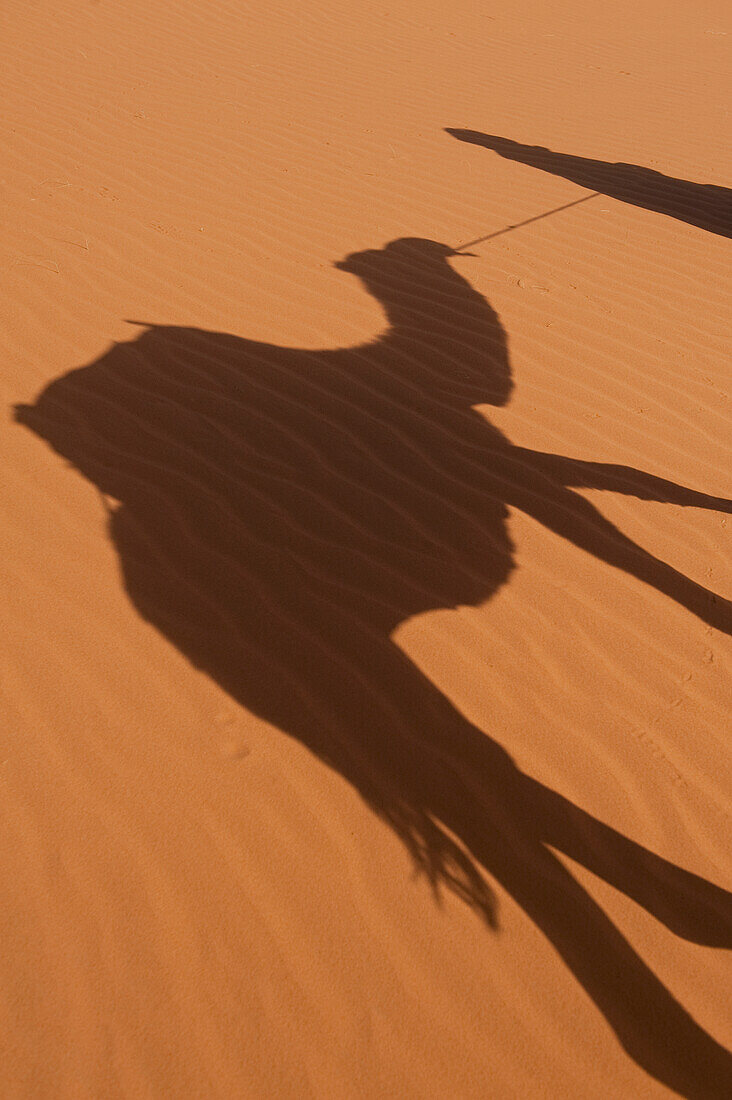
[2,1,731,1096]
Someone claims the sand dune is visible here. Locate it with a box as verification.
[3,0,731,1096]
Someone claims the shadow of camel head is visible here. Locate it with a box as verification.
[334,236,510,409]
[335,236,471,275]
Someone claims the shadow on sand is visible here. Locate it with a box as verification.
[447,130,732,239]
[15,238,732,1096]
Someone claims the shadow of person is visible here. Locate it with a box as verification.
[446,130,732,239]
[15,238,732,1096]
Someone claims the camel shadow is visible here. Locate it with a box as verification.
[446,130,732,239]
[15,238,732,1096]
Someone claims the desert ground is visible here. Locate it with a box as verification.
[2,1,731,1096]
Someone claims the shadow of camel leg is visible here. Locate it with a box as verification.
[354,660,732,1096]
[512,447,732,512]
[508,480,731,634]
[481,839,732,1098]
[522,776,732,947]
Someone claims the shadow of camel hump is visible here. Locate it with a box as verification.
[446,129,732,238]
[15,237,732,1096]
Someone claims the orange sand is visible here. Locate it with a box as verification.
[2,1,731,1096]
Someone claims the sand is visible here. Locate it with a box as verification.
[2,0,731,1096]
